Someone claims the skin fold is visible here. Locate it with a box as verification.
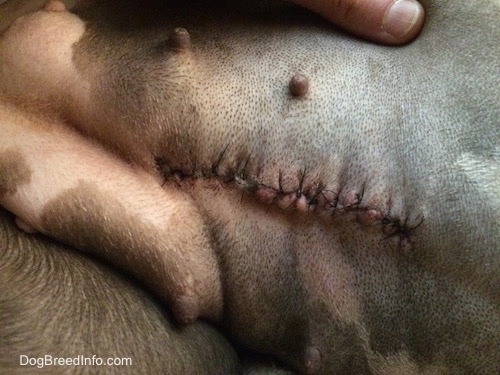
[0,209,240,374]
[0,98,224,325]
[0,0,498,374]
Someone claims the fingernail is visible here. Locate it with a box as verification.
[383,0,422,39]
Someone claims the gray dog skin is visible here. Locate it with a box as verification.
[0,0,499,374]
[0,209,242,374]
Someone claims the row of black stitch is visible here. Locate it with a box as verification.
[153,149,422,245]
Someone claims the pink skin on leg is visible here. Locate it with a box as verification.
[0,99,222,325]
[0,4,223,324]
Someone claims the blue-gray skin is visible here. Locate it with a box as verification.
[0,0,498,374]
[0,208,243,374]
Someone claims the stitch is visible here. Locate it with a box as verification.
[381,217,392,225]
[278,169,285,193]
[234,154,254,191]
[188,162,198,179]
[155,154,419,244]
[337,185,365,212]
[234,175,257,192]
[173,168,188,180]
[381,215,398,236]
[154,155,164,172]
[328,186,345,216]
[307,195,319,211]
[279,191,299,211]
[213,170,228,187]
[321,189,339,209]
[171,172,186,186]
[380,216,424,250]
[399,216,424,239]
[200,168,212,179]
[212,144,230,176]
[297,168,307,197]
[241,153,252,180]
[315,182,328,204]
[154,155,170,186]
[304,183,324,212]
[265,195,277,213]
[356,182,366,206]
[337,188,358,210]
[381,223,400,240]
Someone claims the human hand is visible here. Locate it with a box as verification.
[291,0,425,44]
